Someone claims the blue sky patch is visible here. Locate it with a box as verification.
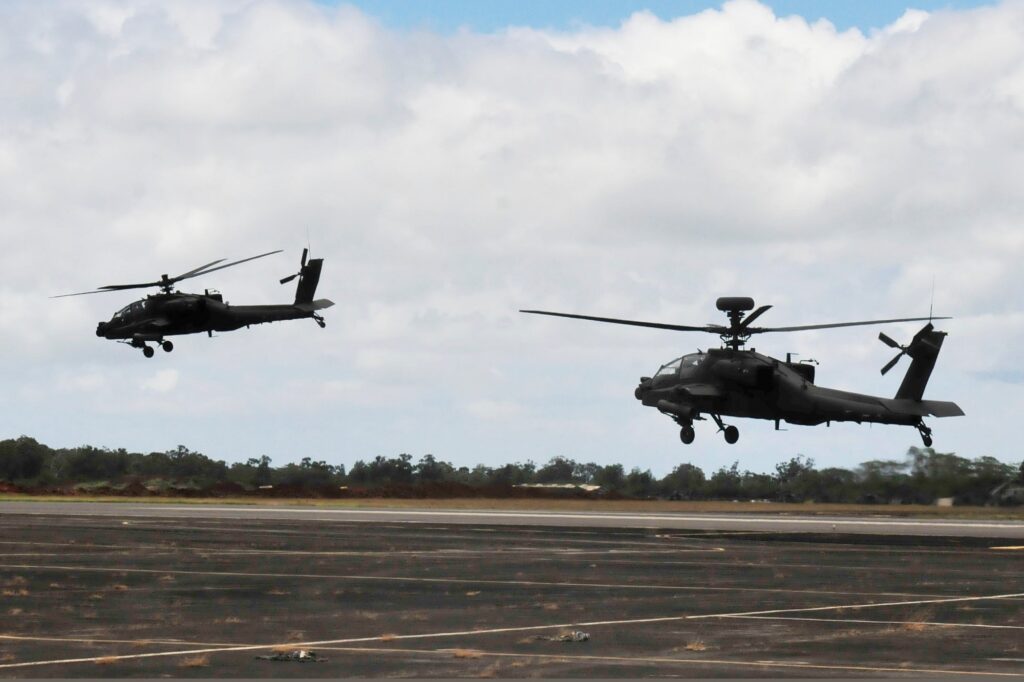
[326,1,994,33]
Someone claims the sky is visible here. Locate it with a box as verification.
[1,0,1022,477]
[338,0,993,33]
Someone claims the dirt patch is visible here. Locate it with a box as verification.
[178,654,210,668]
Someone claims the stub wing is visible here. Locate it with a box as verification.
[677,383,723,398]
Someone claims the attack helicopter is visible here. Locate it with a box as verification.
[54,248,333,357]
[521,297,963,447]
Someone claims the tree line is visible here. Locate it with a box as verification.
[0,435,1021,505]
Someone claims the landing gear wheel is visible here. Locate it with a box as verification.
[679,425,695,445]
[917,422,933,447]
[161,341,174,353]
[723,425,739,444]
[142,346,155,358]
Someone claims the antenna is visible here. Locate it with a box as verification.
[929,276,935,322]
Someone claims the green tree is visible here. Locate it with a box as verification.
[0,437,48,481]
[707,462,742,499]
[536,457,579,483]
[624,467,657,498]
[592,464,626,492]
[661,463,705,499]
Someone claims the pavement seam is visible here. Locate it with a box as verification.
[0,562,960,599]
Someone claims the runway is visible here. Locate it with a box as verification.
[0,501,1023,676]
[2,500,1023,538]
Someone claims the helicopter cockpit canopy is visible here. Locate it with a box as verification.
[112,300,146,321]
[655,357,681,377]
[655,353,705,378]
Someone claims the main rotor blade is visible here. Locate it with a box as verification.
[520,310,723,333]
[738,304,773,330]
[174,250,282,284]
[89,259,229,293]
[752,316,949,333]
[172,258,227,281]
[51,288,123,298]
[52,251,282,298]
[56,279,165,294]
[97,281,165,291]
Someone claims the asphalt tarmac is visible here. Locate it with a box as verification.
[0,502,1023,677]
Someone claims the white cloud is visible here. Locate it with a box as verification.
[463,400,524,420]
[0,0,1021,472]
[141,368,179,393]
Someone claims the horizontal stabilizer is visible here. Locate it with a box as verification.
[885,398,964,418]
[921,400,965,418]
[296,299,334,312]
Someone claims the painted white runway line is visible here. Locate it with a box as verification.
[2,589,1023,674]
[6,503,1024,534]
[0,562,914,598]
[122,505,1024,531]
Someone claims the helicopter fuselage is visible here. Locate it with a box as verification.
[521,297,963,446]
[55,248,333,356]
[634,346,963,443]
[95,291,331,349]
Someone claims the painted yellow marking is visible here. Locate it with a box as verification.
[725,615,1024,630]
[2,637,1018,677]
[696,590,1024,620]
[0,634,244,647]
[990,546,1024,550]
[314,645,1024,677]
[0,538,723,555]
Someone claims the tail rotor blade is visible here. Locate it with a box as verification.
[300,247,308,267]
[881,352,904,375]
[878,332,900,349]
[280,273,299,284]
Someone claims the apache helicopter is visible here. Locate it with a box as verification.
[54,248,333,357]
[521,297,963,447]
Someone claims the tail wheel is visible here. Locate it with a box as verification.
[917,422,933,447]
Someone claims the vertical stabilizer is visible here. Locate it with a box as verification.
[895,326,947,401]
[294,258,323,305]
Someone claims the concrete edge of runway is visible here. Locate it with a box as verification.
[2,500,1024,538]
